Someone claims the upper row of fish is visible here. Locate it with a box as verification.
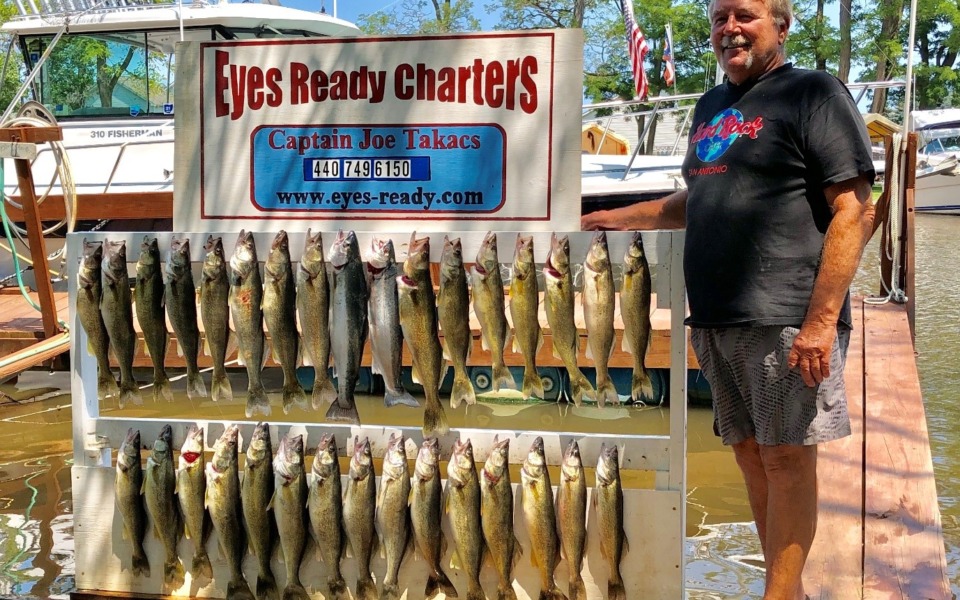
[78,230,654,436]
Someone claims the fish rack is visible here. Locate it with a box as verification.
[67,230,689,599]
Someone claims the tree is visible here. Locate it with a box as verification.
[358,0,480,34]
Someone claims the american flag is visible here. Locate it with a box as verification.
[662,23,676,87]
[620,0,649,100]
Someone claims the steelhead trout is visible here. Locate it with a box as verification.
[328,230,368,425]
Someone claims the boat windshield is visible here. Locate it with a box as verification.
[20,25,317,120]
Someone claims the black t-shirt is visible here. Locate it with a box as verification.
[681,63,874,328]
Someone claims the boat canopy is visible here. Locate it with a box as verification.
[912,109,960,132]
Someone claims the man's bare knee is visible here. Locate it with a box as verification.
[758,444,817,484]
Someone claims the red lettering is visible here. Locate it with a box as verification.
[289,62,308,104]
[247,66,264,111]
[394,64,414,100]
[214,50,229,118]
[485,60,504,108]
[268,129,285,149]
[266,68,283,107]
[519,56,538,114]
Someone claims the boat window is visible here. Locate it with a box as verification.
[23,28,214,119]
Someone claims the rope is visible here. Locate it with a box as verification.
[866,132,909,305]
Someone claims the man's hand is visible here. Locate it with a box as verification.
[787,321,838,387]
[581,210,612,231]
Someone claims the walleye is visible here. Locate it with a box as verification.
[471,231,516,392]
[543,233,595,407]
[521,437,566,600]
[595,444,628,600]
[398,233,448,436]
[77,240,118,400]
[509,234,545,400]
[115,428,149,577]
[230,231,269,417]
[297,229,336,409]
[165,237,207,399]
[583,231,619,407]
[556,440,587,600]
[445,438,484,600]
[206,424,255,600]
[177,425,213,579]
[308,433,347,600]
[480,436,520,600]
[343,437,378,600]
[437,236,476,409]
[377,433,412,600]
[621,231,655,402]
[134,236,173,402]
[200,236,234,403]
[100,239,142,407]
[368,238,418,408]
[241,421,278,600]
[273,433,309,600]
[328,230,368,425]
[144,424,185,589]
[264,231,307,413]
[410,437,457,599]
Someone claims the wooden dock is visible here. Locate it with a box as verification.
[805,297,952,599]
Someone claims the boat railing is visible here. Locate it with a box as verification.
[10,0,213,20]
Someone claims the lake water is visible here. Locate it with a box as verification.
[0,215,957,598]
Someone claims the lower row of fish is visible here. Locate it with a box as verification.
[116,424,630,600]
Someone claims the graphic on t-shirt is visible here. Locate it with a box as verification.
[691,108,764,163]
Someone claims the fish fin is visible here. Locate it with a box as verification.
[237,352,246,367]
[119,382,143,408]
[227,579,256,600]
[300,340,313,366]
[257,573,279,600]
[536,328,544,353]
[552,344,561,360]
[441,338,452,361]
[154,375,174,403]
[497,585,519,600]
[163,557,186,588]
[175,339,184,358]
[245,383,271,418]
[512,537,523,566]
[632,368,654,404]
[423,397,449,437]
[202,338,210,357]
[141,337,150,358]
[356,578,378,600]
[327,576,348,600]
[530,546,539,568]
[384,388,420,408]
[192,548,213,580]
[443,486,450,515]
[410,365,422,385]
[623,533,630,556]
[186,371,207,399]
[512,334,520,354]
[211,372,234,403]
[607,581,625,600]
[450,549,462,570]
[324,399,360,425]
[493,364,517,392]
[132,551,150,578]
[267,491,276,511]
[568,370,595,407]
[568,578,586,600]
[450,369,476,409]
[584,341,593,360]
[281,582,310,600]
[226,330,238,360]
[311,374,337,410]
[521,369,545,400]
[281,382,307,414]
[480,332,490,352]
[380,583,401,600]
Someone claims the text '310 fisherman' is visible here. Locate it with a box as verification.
[214,50,539,121]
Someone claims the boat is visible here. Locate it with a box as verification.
[912,108,960,214]
[0,0,360,229]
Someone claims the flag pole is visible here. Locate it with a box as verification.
[666,23,678,99]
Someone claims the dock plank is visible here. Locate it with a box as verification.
[862,302,951,598]
[805,298,866,599]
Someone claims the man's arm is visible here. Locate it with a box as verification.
[581,189,688,231]
[788,175,876,386]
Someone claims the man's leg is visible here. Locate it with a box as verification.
[732,437,769,556]
[759,443,818,600]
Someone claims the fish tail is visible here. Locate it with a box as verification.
[327,575,349,600]
[227,577,257,600]
[597,378,619,407]
[311,374,337,410]
[211,371,234,403]
[282,583,311,600]
[98,372,120,400]
[521,368,545,399]
[281,382,307,414]
[132,548,150,578]
[493,363,517,392]
[192,549,213,580]
[538,586,569,600]
[325,398,360,424]
[497,584,519,600]
[379,582,401,600]
[467,582,486,600]
[164,557,185,589]
[450,370,476,409]
[607,579,626,600]
[568,576,586,600]
[119,381,143,408]
[356,576,378,600]
[245,382,271,418]
[256,572,279,600]
[423,396,449,436]
[186,370,208,399]
[384,386,420,408]
[568,369,595,407]
[153,373,174,403]
[632,367,654,404]
[425,569,458,599]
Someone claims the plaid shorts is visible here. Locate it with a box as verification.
[690,325,851,446]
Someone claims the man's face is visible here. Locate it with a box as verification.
[710,0,788,85]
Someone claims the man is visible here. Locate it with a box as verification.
[582,0,875,598]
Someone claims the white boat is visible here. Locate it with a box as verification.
[0,0,359,227]
[913,108,960,215]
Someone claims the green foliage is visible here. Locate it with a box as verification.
[358,0,480,35]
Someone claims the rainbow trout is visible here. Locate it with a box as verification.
[328,230,368,425]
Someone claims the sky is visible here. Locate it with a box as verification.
[286,0,500,30]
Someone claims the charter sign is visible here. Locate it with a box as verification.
[174,31,583,232]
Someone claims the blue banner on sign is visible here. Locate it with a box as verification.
[250,125,505,213]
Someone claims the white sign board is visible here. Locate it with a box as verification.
[174,30,584,232]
